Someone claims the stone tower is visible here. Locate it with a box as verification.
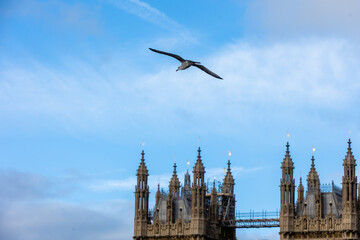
[134,150,149,238]
[279,138,360,239]
[342,138,358,237]
[133,145,236,240]
[280,141,295,239]
[191,147,206,235]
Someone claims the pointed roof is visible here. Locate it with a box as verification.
[136,150,149,176]
[298,177,304,191]
[156,183,162,203]
[343,138,356,166]
[181,169,191,197]
[184,170,191,186]
[307,155,320,189]
[193,147,205,173]
[224,160,234,185]
[169,162,180,192]
[156,184,161,196]
[211,179,217,195]
[281,142,294,169]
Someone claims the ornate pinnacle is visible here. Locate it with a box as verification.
[286,141,290,154]
[311,155,315,168]
[141,150,145,162]
[173,162,177,175]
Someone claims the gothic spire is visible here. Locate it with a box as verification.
[134,149,149,236]
[224,160,234,184]
[222,159,234,194]
[307,155,320,191]
[343,138,356,166]
[296,177,304,215]
[342,138,357,212]
[169,162,180,197]
[299,177,304,190]
[297,178,304,200]
[211,179,217,195]
[181,169,191,197]
[155,184,162,207]
[137,150,149,176]
[184,169,191,186]
[281,142,294,169]
[193,147,205,173]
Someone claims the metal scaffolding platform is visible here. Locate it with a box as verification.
[221,210,280,228]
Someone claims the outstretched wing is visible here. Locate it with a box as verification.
[193,63,223,80]
[149,48,185,62]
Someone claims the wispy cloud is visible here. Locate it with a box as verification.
[103,0,195,44]
[106,0,177,28]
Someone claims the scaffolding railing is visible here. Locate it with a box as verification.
[222,210,280,228]
[235,209,280,220]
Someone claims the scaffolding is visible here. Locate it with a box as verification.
[221,210,280,228]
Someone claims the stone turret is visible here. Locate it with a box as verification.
[342,138,358,234]
[280,142,295,239]
[134,150,149,238]
[191,147,206,235]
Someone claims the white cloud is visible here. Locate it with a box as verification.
[89,176,137,191]
[0,39,359,134]
[215,39,360,106]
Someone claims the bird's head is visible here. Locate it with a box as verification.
[176,67,180,71]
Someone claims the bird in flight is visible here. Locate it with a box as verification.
[149,48,223,80]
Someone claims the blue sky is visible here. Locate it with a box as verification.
[1,0,360,239]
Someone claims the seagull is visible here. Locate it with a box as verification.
[149,48,223,80]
